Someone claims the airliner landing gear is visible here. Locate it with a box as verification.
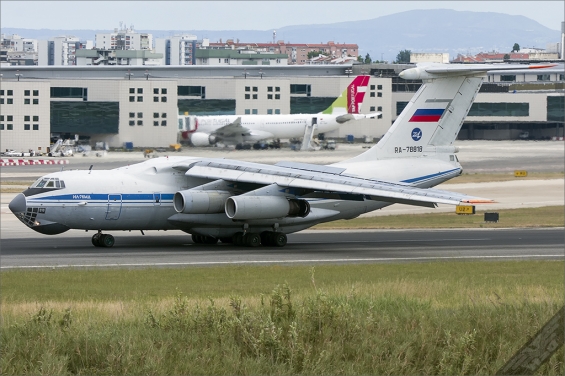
[91,232,115,248]
[231,231,287,247]
[261,231,287,247]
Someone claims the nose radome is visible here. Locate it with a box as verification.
[9,193,27,214]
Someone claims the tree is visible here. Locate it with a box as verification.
[512,43,520,53]
[503,53,511,60]
[364,53,372,64]
[395,49,411,63]
[307,50,328,59]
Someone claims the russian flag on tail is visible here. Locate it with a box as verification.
[409,109,445,122]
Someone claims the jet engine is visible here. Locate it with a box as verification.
[225,196,310,220]
[190,133,217,147]
[174,190,232,214]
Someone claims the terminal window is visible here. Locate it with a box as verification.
[24,90,30,96]
[24,124,30,130]
[161,120,167,126]
[33,90,39,96]
[7,98,12,104]
[129,88,135,94]
[33,99,39,104]
[161,97,167,102]
[24,98,30,104]
[33,116,38,121]
[137,96,143,102]
[153,88,159,94]
[161,88,167,94]
[33,124,39,130]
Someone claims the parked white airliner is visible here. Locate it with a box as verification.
[178,75,380,149]
[9,63,554,248]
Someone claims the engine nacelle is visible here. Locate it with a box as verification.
[174,190,232,214]
[190,132,216,147]
[225,196,310,220]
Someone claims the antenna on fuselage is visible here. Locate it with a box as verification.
[88,165,93,174]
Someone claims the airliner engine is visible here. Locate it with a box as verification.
[190,133,216,147]
[174,190,232,214]
[225,196,310,220]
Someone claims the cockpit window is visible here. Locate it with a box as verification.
[30,177,65,189]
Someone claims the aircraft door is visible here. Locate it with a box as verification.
[312,117,318,126]
[153,192,161,206]
[105,194,122,220]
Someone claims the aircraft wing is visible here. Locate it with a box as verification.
[174,159,492,208]
[212,117,251,138]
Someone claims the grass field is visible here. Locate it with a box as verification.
[2,261,563,375]
[314,205,564,229]
[1,174,563,374]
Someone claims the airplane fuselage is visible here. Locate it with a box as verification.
[194,114,342,139]
[11,155,462,238]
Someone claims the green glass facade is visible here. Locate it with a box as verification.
[50,102,119,134]
[547,96,564,122]
[468,102,529,117]
[290,97,335,114]
[177,99,236,116]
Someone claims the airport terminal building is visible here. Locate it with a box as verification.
[0,63,563,152]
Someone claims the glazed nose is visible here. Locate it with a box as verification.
[9,193,27,214]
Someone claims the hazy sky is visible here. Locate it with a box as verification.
[1,1,563,31]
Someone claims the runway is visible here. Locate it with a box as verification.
[1,228,563,269]
[1,140,563,270]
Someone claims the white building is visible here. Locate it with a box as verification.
[95,26,153,51]
[38,36,80,66]
[1,34,38,53]
[155,35,198,66]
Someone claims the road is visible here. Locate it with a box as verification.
[1,228,563,269]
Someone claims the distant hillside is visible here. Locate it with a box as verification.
[2,9,560,62]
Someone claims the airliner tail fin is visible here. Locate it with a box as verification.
[322,75,371,115]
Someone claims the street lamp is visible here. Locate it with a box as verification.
[15,70,22,81]
[345,68,352,77]
[126,70,134,80]
[144,70,150,80]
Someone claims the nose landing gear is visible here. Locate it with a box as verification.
[92,232,115,248]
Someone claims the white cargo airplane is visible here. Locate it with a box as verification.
[178,75,380,149]
[9,63,554,248]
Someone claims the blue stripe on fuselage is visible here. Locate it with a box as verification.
[26,193,175,201]
[400,168,460,184]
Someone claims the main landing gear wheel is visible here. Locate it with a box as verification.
[92,233,115,248]
[261,231,287,247]
[244,233,261,247]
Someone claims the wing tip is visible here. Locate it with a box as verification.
[461,199,496,204]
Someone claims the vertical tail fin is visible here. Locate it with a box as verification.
[339,63,556,164]
[322,75,371,115]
